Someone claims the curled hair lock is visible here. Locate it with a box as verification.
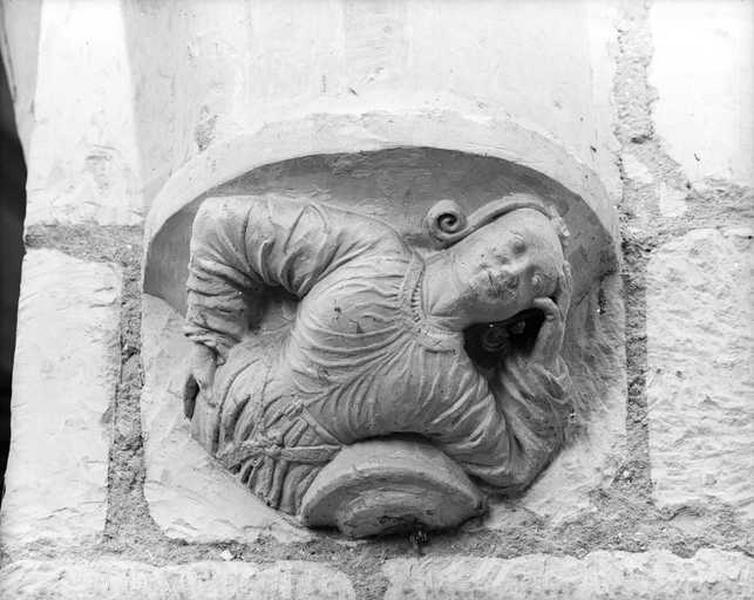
[424,194,567,250]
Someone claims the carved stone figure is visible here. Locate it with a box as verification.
[182,193,574,533]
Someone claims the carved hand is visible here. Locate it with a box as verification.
[530,263,572,367]
[182,342,218,418]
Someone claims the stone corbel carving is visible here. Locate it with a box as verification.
[180,192,576,537]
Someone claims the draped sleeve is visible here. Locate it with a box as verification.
[185,195,391,360]
[426,352,574,495]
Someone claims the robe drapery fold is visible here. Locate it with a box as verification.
[186,195,573,514]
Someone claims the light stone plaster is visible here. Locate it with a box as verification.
[5,0,624,224]
[622,152,654,185]
[0,250,121,549]
[124,0,621,209]
[10,0,622,212]
[144,273,625,536]
[140,294,310,544]
[584,0,622,198]
[0,559,355,600]
[657,181,688,218]
[383,549,754,599]
[650,0,754,186]
[22,0,143,226]
[647,228,754,518]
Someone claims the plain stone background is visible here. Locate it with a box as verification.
[0,1,752,598]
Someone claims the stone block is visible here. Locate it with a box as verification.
[650,2,754,186]
[0,250,121,549]
[140,294,309,543]
[123,1,620,207]
[0,559,355,600]
[383,549,754,599]
[23,0,144,226]
[647,228,754,518]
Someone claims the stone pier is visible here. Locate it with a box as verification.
[0,1,751,598]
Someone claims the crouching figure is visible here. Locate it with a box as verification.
[182,193,575,529]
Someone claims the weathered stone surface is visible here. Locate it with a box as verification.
[0,559,355,599]
[140,294,309,543]
[647,228,754,518]
[125,0,620,228]
[22,0,144,226]
[383,549,754,599]
[650,2,753,186]
[0,250,121,549]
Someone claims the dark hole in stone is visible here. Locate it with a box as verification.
[464,308,545,370]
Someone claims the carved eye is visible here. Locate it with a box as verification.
[512,238,527,255]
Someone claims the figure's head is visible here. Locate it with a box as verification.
[449,208,564,323]
[428,199,567,326]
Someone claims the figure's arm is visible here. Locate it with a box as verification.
[481,350,573,494]
[183,195,388,414]
[186,195,387,356]
[430,267,575,494]
[428,356,572,495]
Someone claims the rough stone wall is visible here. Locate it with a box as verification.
[1,1,752,598]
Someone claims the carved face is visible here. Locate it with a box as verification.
[448,208,564,324]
